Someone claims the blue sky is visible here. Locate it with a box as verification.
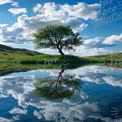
[0,0,122,56]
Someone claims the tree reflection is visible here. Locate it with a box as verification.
[33,64,83,100]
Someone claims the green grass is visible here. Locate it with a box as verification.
[0,44,122,76]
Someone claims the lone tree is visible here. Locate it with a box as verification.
[33,25,82,55]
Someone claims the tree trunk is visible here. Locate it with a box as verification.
[58,48,64,55]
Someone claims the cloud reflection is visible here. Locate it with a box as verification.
[0,65,121,121]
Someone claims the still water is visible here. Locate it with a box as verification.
[0,65,122,122]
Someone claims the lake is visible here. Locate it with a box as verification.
[0,65,122,122]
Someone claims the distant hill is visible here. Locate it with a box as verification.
[0,44,14,51]
[0,44,40,55]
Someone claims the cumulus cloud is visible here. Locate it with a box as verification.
[103,33,122,44]
[103,76,122,87]
[0,17,34,44]
[33,2,101,20]
[83,37,113,48]
[83,33,122,48]
[82,75,122,87]
[8,8,27,15]
[0,12,87,44]
[73,66,122,87]
[0,0,19,8]
[9,107,27,114]
[61,2,101,20]
[11,2,19,7]
[33,4,42,13]
[0,117,12,122]
[0,25,7,43]
[63,37,112,56]
[22,1,100,33]
[33,110,42,119]
[49,65,122,88]
[0,24,8,28]
[0,0,12,5]
[0,2,101,47]
[68,34,122,56]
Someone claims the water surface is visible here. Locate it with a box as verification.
[0,65,122,122]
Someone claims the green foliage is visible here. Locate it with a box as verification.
[33,25,82,55]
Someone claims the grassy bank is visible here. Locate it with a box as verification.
[0,44,122,75]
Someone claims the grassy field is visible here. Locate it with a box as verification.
[0,44,122,75]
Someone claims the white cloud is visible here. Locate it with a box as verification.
[11,2,19,7]
[0,2,101,47]
[0,77,5,87]
[82,75,122,87]
[38,2,66,20]
[75,34,122,55]
[0,0,19,8]
[0,15,87,45]
[74,47,109,56]
[12,115,20,121]
[40,102,98,121]
[8,8,27,15]
[29,2,100,30]
[0,27,7,43]
[64,36,114,56]
[0,24,8,28]
[103,76,122,87]
[9,107,27,115]
[33,110,42,119]
[83,37,115,48]
[74,66,122,87]
[0,117,12,122]
[61,2,101,20]
[103,33,122,44]
[33,2,101,20]
[0,0,12,5]
[68,34,122,56]
[33,4,42,13]
[62,18,88,32]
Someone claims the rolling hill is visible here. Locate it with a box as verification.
[0,44,40,55]
[0,44,122,72]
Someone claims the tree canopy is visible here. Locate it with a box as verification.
[33,25,83,55]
